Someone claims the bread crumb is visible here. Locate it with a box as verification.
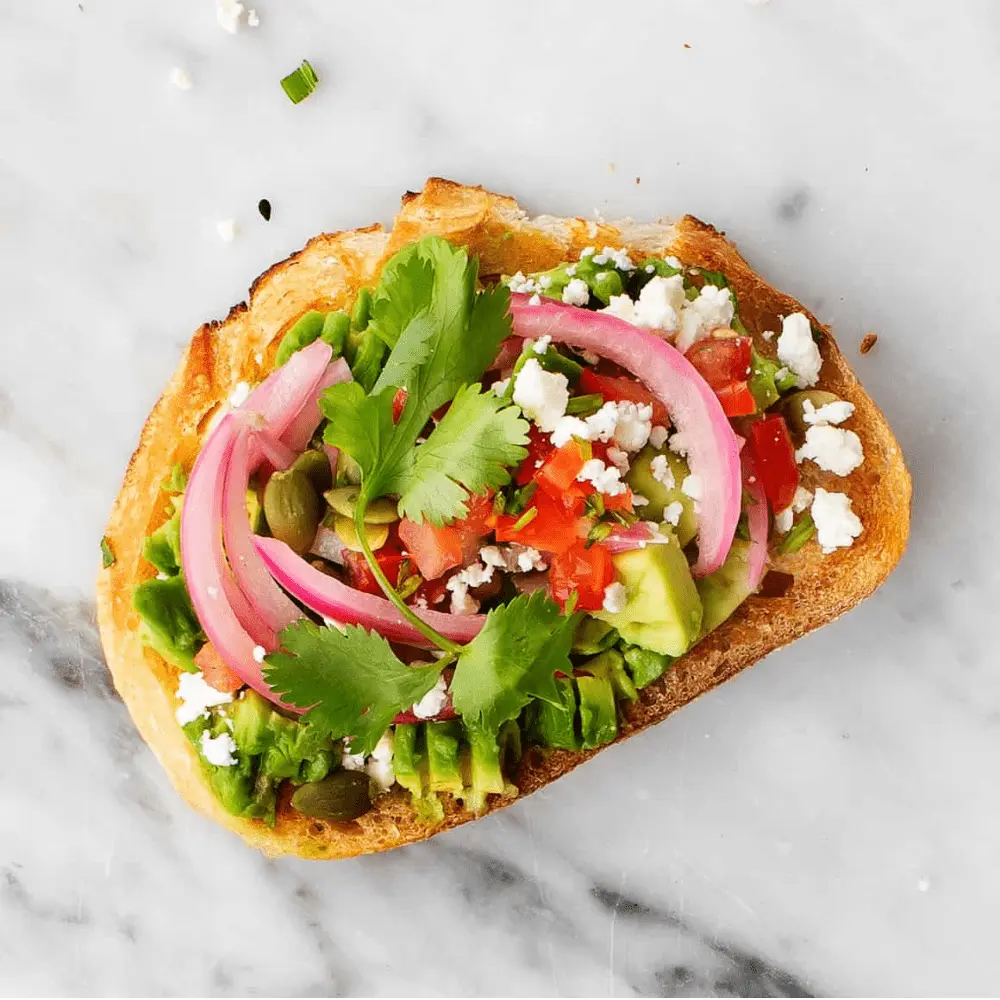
[635,176,641,185]
[683,43,691,49]
[860,332,878,355]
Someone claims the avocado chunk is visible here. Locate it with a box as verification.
[465,726,505,814]
[576,672,618,749]
[393,723,424,798]
[572,617,620,656]
[132,574,204,672]
[594,538,703,657]
[696,538,754,635]
[626,446,697,546]
[621,644,673,689]
[230,690,272,755]
[425,721,463,796]
[527,677,581,750]
[583,649,637,704]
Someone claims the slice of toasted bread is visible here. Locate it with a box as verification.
[96,178,911,859]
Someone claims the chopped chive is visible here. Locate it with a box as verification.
[510,506,539,533]
[586,522,613,548]
[584,493,605,518]
[280,59,319,104]
[506,480,537,516]
[777,514,815,554]
[565,393,604,417]
[100,536,115,568]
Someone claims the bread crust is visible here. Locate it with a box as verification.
[96,178,911,859]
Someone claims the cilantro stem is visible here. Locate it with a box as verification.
[353,501,461,655]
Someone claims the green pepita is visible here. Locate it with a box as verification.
[290,770,374,821]
[290,449,333,493]
[324,486,399,524]
[333,514,389,552]
[262,470,321,555]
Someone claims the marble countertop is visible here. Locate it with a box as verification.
[2,1,998,996]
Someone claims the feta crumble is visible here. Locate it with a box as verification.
[528,293,541,306]
[774,508,794,534]
[252,644,266,663]
[802,399,855,426]
[796,425,864,475]
[634,275,687,331]
[341,742,366,771]
[668,432,690,457]
[491,377,510,396]
[550,415,589,448]
[776,312,822,387]
[606,446,630,473]
[367,732,395,790]
[562,278,590,307]
[602,582,628,614]
[612,401,653,452]
[650,454,675,489]
[512,358,569,432]
[577,458,627,496]
[217,218,238,243]
[508,271,539,294]
[662,501,685,526]
[412,673,448,720]
[791,486,813,513]
[676,285,735,353]
[446,574,480,616]
[592,246,635,271]
[175,672,233,726]
[811,488,862,553]
[217,0,245,33]
[632,493,650,507]
[533,334,552,354]
[649,425,669,449]
[200,730,237,767]
[247,7,260,26]
[681,474,703,502]
[170,67,193,91]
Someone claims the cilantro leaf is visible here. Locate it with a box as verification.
[367,243,434,349]
[396,383,529,525]
[451,591,580,737]
[320,381,396,485]
[100,536,115,568]
[264,621,441,756]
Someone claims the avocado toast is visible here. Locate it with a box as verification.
[96,179,911,859]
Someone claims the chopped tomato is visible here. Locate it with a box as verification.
[516,426,555,485]
[715,381,757,418]
[549,542,614,611]
[495,490,586,554]
[343,546,405,595]
[392,388,408,423]
[685,337,752,389]
[602,487,634,512]
[749,415,799,511]
[535,440,589,500]
[194,643,244,693]
[399,493,495,579]
[578,369,668,426]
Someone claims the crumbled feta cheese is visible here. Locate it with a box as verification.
[550,415,589,447]
[775,366,791,383]
[632,275,686,332]
[602,582,628,614]
[533,335,552,354]
[217,0,245,32]
[791,487,813,514]
[811,488,862,553]
[796,425,864,476]
[577,458,627,496]
[512,358,569,432]
[662,501,685,526]
[528,293,541,306]
[446,573,480,615]
[632,493,650,507]
[649,425,669,449]
[515,546,546,572]
[645,264,655,274]
[762,330,775,342]
[479,546,507,569]
[412,673,448,720]
[254,352,264,365]
[664,256,682,270]
[200,730,237,767]
[802,399,855,426]
[252,644,266,663]
[668,432,690,457]
[413,596,429,611]
[217,218,238,243]
[777,312,822,388]
[538,275,553,290]
[567,264,578,277]
[175,672,233,726]
[580,246,596,258]
[681,474,703,502]
[170,67,193,91]
[507,271,538,294]
[592,246,634,271]
[156,571,169,581]
[676,285,735,352]
[246,7,260,26]
[341,741,366,771]
[602,294,637,323]
[584,401,620,442]
[606,446,630,473]
[612,401,653,452]
[774,508,794,534]
[562,278,590,307]
[491,377,510,396]
[650,454,675,489]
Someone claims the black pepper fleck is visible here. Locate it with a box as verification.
[258,198,272,222]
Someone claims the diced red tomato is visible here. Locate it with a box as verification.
[392,388,408,423]
[495,490,586,554]
[578,369,669,426]
[516,426,555,485]
[535,440,589,501]
[685,336,752,389]
[602,487,634,512]
[749,415,799,511]
[343,546,405,595]
[398,493,496,579]
[194,643,244,693]
[715,381,757,417]
[549,542,614,611]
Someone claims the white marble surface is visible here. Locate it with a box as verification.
[2,1,998,996]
